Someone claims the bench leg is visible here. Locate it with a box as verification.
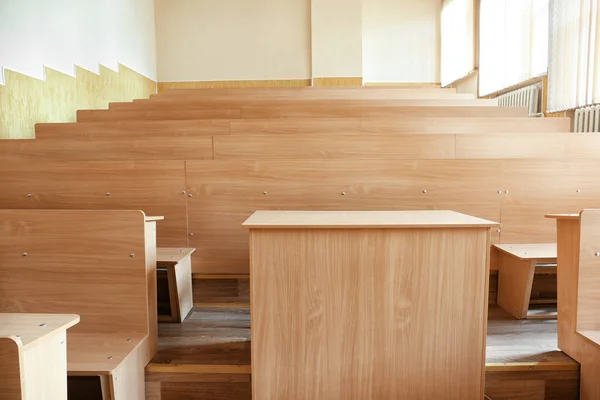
[497,255,536,319]
[173,257,194,322]
[581,343,600,400]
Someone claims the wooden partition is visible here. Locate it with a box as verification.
[150,87,465,101]
[186,159,503,273]
[110,98,497,112]
[229,117,570,135]
[0,314,80,400]
[77,105,528,122]
[0,210,157,377]
[0,161,187,247]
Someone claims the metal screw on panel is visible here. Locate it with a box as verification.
[130,253,135,258]
[127,338,132,342]
[498,190,502,194]
[263,191,267,195]
[188,194,193,197]
[189,233,194,236]
[181,191,186,195]
[595,252,600,257]
[16,335,21,339]
[39,323,47,328]
[27,194,32,198]
[497,228,501,233]
[577,189,581,193]
[341,192,346,196]
[22,252,28,257]
[106,192,110,196]
[505,190,509,194]
[422,189,427,193]
[108,356,113,360]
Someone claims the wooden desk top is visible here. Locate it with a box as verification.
[493,243,557,261]
[242,210,499,229]
[157,247,196,265]
[145,216,165,222]
[0,313,79,349]
[545,213,580,220]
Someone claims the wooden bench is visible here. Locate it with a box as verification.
[0,313,80,400]
[0,210,160,400]
[547,210,600,399]
[492,243,557,319]
[157,248,196,323]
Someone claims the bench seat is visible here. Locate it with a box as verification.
[493,243,557,319]
[67,334,147,374]
[157,248,196,323]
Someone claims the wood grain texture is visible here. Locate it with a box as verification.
[497,255,536,319]
[456,133,600,159]
[577,210,600,332]
[214,133,455,160]
[0,135,213,161]
[494,244,557,261]
[312,77,364,86]
[249,225,490,400]
[0,337,22,400]
[229,117,570,135]
[157,248,196,322]
[0,314,79,347]
[580,341,600,400]
[0,161,187,247]
[111,98,496,111]
[186,159,502,273]
[77,108,240,122]
[548,216,583,362]
[0,65,156,139]
[0,210,154,376]
[110,341,146,400]
[21,330,68,400]
[145,220,158,362]
[35,120,230,140]
[157,80,311,91]
[501,160,600,243]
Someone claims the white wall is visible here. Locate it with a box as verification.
[155,0,311,82]
[362,0,441,83]
[311,0,362,78]
[0,0,157,83]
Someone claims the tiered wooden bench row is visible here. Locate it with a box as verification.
[547,211,600,399]
[0,210,160,400]
[0,314,79,400]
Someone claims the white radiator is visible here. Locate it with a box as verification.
[574,105,600,132]
[497,83,543,117]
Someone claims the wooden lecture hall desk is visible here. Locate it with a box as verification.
[0,313,80,400]
[243,210,498,400]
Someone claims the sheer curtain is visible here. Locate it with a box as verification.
[547,0,600,112]
[440,0,475,87]
[479,0,549,96]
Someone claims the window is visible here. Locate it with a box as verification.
[479,0,549,96]
[441,0,475,86]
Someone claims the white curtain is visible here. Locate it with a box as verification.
[479,0,549,97]
[440,0,475,87]
[547,0,600,112]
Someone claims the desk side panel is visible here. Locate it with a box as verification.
[22,331,68,400]
[0,337,23,400]
[249,227,488,400]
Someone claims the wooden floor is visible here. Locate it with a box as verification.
[146,305,579,400]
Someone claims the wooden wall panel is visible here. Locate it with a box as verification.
[0,136,213,161]
[312,77,364,86]
[0,210,148,335]
[456,133,600,159]
[214,134,455,160]
[185,160,501,273]
[0,161,188,247]
[239,105,527,119]
[157,80,311,92]
[0,65,156,139]
[35,120,229,140]
[77,109,240,122]
[500,161,600,243]
[230,117,570,135]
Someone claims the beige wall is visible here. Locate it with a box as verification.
[362,0,441,83]
[155,0,312,82]
[311,0,363,78]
